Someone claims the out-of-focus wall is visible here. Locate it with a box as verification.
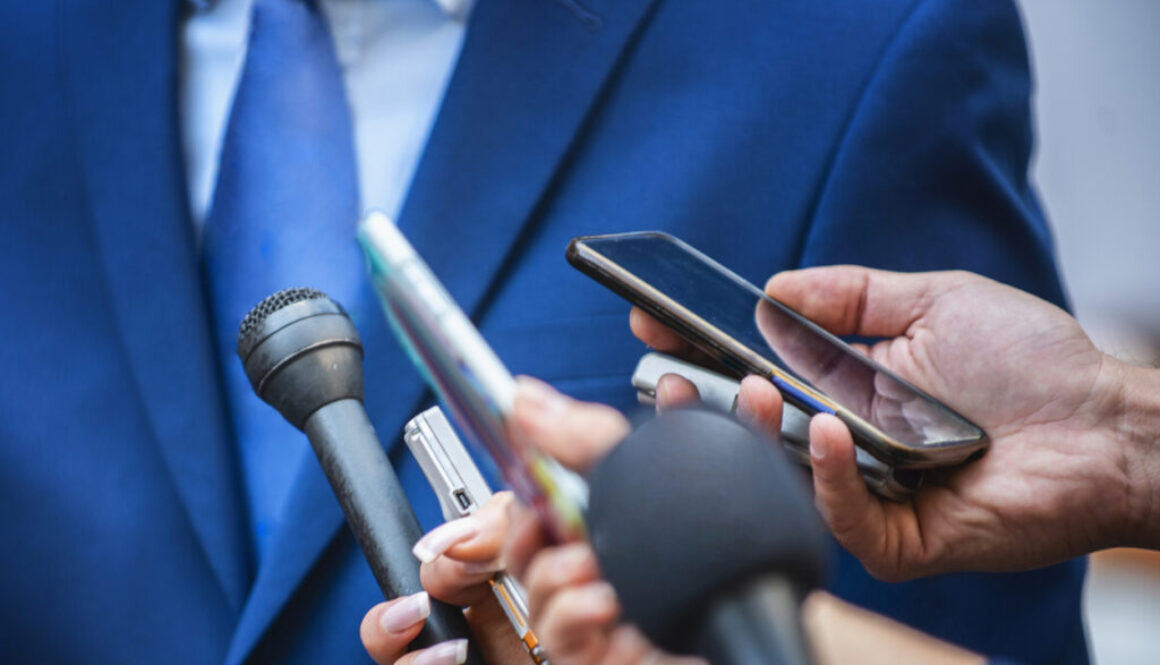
[1018,0,1160,364]
[1014,3,1160,664]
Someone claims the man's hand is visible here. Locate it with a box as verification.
[359,493,533,665]
[637,265,1153,580]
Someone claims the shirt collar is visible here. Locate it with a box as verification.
[431,0,472,21]
[187,0,474,22]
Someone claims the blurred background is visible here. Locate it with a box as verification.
[1015,1,1160,662]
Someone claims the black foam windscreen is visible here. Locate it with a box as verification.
[237,287,327,347]
[585,408,826,654]
[236,288,364,429]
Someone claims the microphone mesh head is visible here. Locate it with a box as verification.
[238,287,328,347]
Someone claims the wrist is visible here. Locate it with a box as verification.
[1105,358,1160,549]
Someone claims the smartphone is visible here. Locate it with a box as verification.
[632,351,919,500]
[566,231,987,469]
[359,211,588,541]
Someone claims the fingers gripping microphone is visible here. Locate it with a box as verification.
[237,288,482,663]
[586,409,827,665]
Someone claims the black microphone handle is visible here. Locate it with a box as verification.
[303,399,484,664]
[697,576,815,665]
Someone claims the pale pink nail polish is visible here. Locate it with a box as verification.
[516,376,567,418]
[413,639,469,665]
[460,558,502,576]
[379,592,430,634]
[412,517,480,563]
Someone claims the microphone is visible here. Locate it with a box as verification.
[585,409,826,665]
[236,288,483,663]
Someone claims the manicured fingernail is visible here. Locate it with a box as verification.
[413,639,469,665]
[587,581,619,612]
[460,557,503,575]
[413,518,480,563]
[380,592,430,634]
[735,395,752,421]
[516,376,567,421]
[809,434,827,461]
[552,543,597,577]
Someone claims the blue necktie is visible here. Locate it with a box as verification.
[202,0,362,562]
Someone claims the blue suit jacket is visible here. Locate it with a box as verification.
[0,0,1086,664]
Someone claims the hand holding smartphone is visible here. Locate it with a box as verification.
[358,212,588,542]
[567,231,987,481]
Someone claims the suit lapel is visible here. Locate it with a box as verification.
[397,0,660,320]
[223,455,339,665]
[57,0,252,613]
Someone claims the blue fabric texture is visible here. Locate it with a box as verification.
[0,0,1087,664]
[202,0,363,562]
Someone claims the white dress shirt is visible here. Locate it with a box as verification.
[181,0,471,226]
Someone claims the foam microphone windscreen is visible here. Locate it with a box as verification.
[585,408,827,654]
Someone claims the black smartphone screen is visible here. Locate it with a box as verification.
[571,232,983,453]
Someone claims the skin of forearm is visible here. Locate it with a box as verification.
[802,592,983,665]
[1107,358,1160,549]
